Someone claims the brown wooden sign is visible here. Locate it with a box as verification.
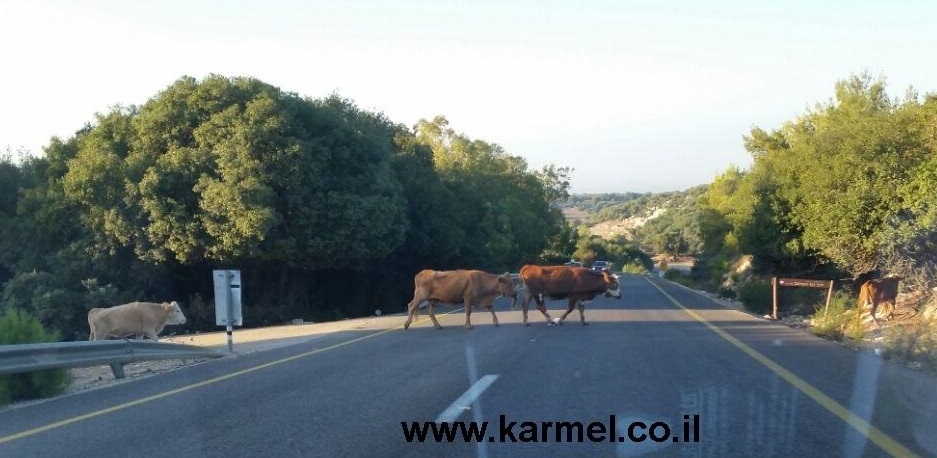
[771,277,835,319]
[776,278,830,289]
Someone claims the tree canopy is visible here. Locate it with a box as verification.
[658,73,937,288]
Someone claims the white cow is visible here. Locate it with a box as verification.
[88,301,187,341]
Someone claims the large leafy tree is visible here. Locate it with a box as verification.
[412,116,566,271]
[741,74,934,277]
[388,129,464,269]
[61,76,409,268]
[0,152,21,284]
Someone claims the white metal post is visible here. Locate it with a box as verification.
[226,271,234,353]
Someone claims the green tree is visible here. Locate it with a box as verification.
[412,116,565,271]
[744,73,932,276]
[0,152,21,285]
[61,76,409,268]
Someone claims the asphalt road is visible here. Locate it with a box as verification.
[2,275,936,457]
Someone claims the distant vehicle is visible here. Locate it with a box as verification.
[591,260,611,272]
[564,260,583,268]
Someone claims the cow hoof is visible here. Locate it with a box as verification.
[582,322,589,326]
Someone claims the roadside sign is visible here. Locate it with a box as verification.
[777,278,829,289]
[213,269,242,353]
[771,277,834,320]
[213,270,243,326]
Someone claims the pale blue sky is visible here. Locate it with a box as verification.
[2,0,935,193]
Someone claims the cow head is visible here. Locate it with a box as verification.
[498,273,519,308]
[602,272,622,299]
[163,301,188,325]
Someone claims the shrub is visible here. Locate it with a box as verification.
[717,287,736,299]
[663,269,695,288]
[621,261,648,275]
[737,281,772,315]
[882,317,937,367]
[809,291,864,340]
[0,308,68,407]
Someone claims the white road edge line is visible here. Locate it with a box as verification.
[435,374,500,424]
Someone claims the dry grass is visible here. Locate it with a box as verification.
[810,289,937,373]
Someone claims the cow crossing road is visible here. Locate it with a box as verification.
[519,264,622,325]
[404,269,518,330]
[1,275,935,457]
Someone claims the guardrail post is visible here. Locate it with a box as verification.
[109,362,126,379]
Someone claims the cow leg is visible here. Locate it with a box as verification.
[463,298,473,329]
[578,301,588,325]
[404,297,430,330]
[427,301,443,329]
[521,292,534,325]
[535,293,557,325]
[884,300,896,320]
[476,299,497,327]
[557,298,578,325]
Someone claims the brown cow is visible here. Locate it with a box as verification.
[856,276,901,323]
[519,264,622,326]
[88,301,187,341]
[403,270,518,330]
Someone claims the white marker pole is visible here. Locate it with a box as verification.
[226,272,234,353]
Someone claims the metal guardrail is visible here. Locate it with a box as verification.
[0,340,227,379]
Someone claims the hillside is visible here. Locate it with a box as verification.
[584,207,667,239]
[562,187,704,240]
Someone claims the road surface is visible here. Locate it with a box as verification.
[1,275,935,457]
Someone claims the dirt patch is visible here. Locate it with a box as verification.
[65,359,211,395]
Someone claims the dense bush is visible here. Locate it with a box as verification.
[621,261,649,275]
[0,308,68,407]
[662,269,695,288]
[809,291,864,340]
[737,281,772,315]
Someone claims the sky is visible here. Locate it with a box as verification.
[2,0,936,194]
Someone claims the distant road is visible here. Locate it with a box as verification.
[2,275,935,457]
